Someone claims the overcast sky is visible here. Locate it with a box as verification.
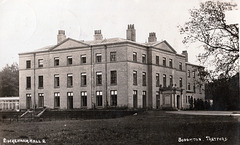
[0,0,238,70]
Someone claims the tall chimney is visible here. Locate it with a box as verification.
[148,32,157,42]
[182,50,188,62]
[94,30,103,40]
[57,30,66,44]
[126,24,136,42]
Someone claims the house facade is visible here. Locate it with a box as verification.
[19,24,205,110]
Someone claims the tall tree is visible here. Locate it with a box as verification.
[0,63,19,97]
[179,1,238,76]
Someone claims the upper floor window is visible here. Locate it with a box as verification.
[163,57,166,66]
[193,84,196,93]
[38,59,43,68]
[199,84,202,94]
[81,55,86,64]
[67,74,73,88]
[179,78,183,88]
[188,83,191,90]
[142,54,146,63]
[81,73,87,86]
[67,56,72,65]
[26,60,31,69]
[169,59,173,68]
[96,72,102,85]
[110,70,117,85]
[193,71,196,78]
[26,76,31,89]
[110,52,116,62]
[54,57,59,66]
[179,62,182,71]
[156,73,159,87]
[163,74,166,87]
[133,52,137,62]
[133,71,137,85]
[54,74,60,88]
[188,70,190,77]
[142,72,146,86]
[38,76,43,89]
[96,53,102,63]
[169,75,173,87]
[156,56,159,65]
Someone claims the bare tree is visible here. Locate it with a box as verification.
[179,1,239,76]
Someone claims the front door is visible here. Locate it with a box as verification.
[177,95,180,109]
[26,96,32,109]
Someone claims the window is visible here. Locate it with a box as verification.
[142,91,147,108]
[67,74,73,88]
[54,92,60,108]
[54,57,59,66]
[199,84,202,94]
[110,90,117,106]
[38,76,43,88]
[193,71,195,78]
[67,56,72,65]
[110,70,117,85]
[38,59,43,67]
[188,70,190,77]
[26,94,32,109]
[133,71,137,85]
[96,72,102,85]
[26,60,31,69]
[133,52,137,62]
[169,59,173,68]
[67,92,73,109]
[81,55,86,64]
[96,91,102,106]
[169,75,173,87]
[81,91,87,107]
[179,62,182,70]
[26,77,31,89]
[142,54,146,63]
[188,83,191,90]
[133,90,138,108]
[142,72,146,86]
[54,74,60,88]
[193,84,196,93]
[156,56,159,65]
[163,74,166,87]
[156,73,159,87]
[38,93,44,108]
[163,57,166,66]
[179,78,183,88]
[81,73,87,86]
[96,53,102,63]
[110,52,116,62]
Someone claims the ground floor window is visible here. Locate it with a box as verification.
[26,94,31,109]
[81,91,87,107]
[133,90,138,108]
[96,91,102,106]
[142,91,146,108]
[54,92,60,108]
[67,92,73,109]
[156,91,160,109]
[38,93,44,108]
[110,90,117,106]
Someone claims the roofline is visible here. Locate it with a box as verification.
[186,62,204,68]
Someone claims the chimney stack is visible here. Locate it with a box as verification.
[182,50,188,62]
[148,32,157,42]
[57,30,66,44]
[94,30,103,40]
[126,24,136,42]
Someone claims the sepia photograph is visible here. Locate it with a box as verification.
[0,0,239,144]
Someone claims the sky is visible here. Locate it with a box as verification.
[0,0,238,70]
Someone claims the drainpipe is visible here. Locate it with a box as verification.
[33,53,36,111]
[104,45,108,108]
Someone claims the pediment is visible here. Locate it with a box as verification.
[153,41,176,53]
[51,38,89,51]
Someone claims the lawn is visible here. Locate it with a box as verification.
[0,111,239,145]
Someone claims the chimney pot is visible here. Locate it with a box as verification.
[148,32,157,42]
[126,24,136,41]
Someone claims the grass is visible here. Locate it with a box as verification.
[0,111,239,145]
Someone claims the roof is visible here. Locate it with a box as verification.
[186,62,204,68]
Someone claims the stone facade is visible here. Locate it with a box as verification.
[19,24,205,110]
